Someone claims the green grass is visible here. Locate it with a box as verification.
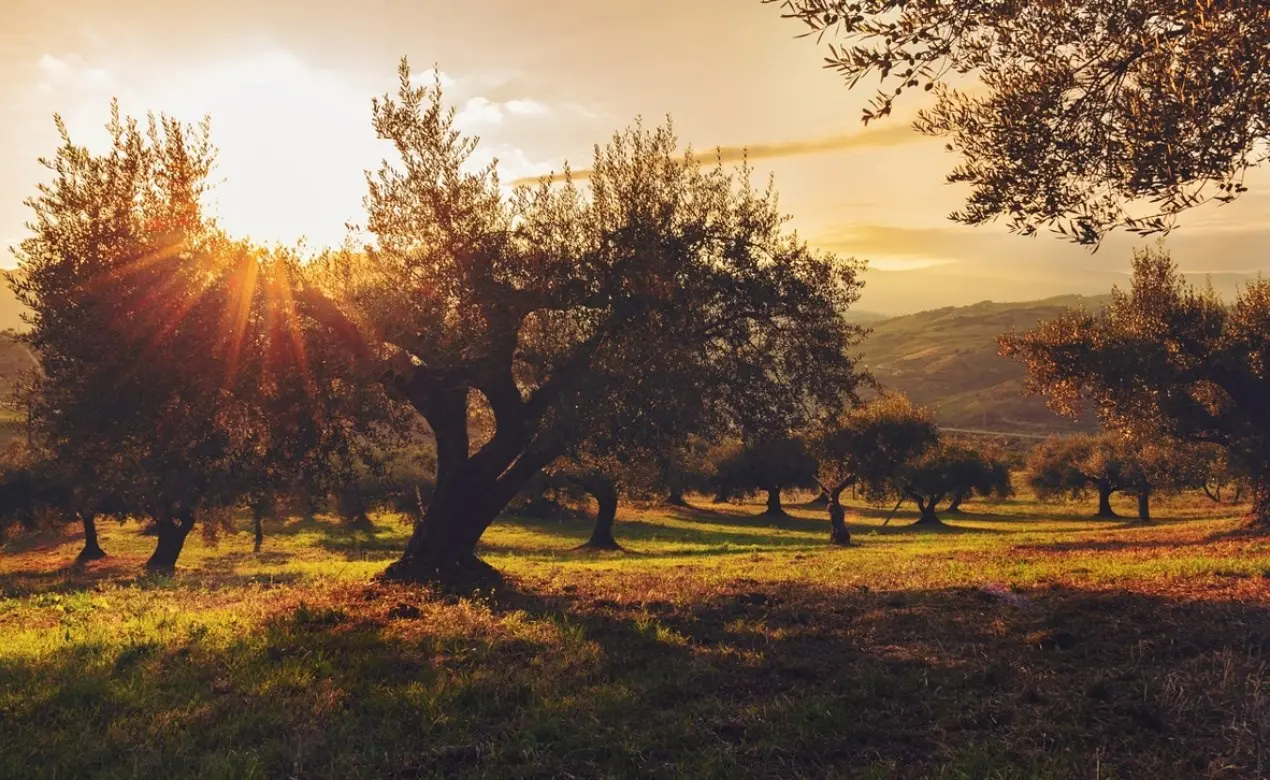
[2,492,1268,779]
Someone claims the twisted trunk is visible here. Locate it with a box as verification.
[383,386,555,586]
[946,491,967,514]
[145,506,196,572]
[827,482,852,545]
[578,476,621,551]
[1096,482,1118,518]
[76,513,107,562]
[666,487,689,508]
[912,495,943,527]
[762,487,787,518]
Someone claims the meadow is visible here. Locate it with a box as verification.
[1,493,1268,779]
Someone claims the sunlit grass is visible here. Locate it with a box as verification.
[1,491,1267,779]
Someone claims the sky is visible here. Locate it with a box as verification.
[2,0,1267,315]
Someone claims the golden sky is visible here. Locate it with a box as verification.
[3,0,1268,314]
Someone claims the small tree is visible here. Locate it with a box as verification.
[655,437,715,508]
[891,443,1014,527]
[1119,439,1209,523]
[712,435,819,519]
[1002,248,1270,530]
[1198,446,1248,506]
[811,393,939,544]
[1027,434,1133,519]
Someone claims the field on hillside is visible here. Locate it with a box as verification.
[859,297,1109,434]
[2,493,1268,779]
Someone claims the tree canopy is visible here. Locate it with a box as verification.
[1001,247,1270,528]
[810,393,939,543]
[323,60,867,583]
[10,106,387,570]
[772,0,1270,244]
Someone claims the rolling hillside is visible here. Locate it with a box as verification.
[858,295,1108,434]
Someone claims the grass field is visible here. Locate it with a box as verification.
[2,493,1268,779]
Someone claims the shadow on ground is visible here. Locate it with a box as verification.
[2,577,1266,779]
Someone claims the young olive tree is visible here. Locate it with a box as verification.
[1027,434,1133,518]
[810,393,938,544]
[1002,248,1270,530]
[711,435,820,519]
[890,443,1014,527]
[326,61,866,583]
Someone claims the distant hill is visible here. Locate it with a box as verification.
[857,295,1109,434]
[0,276,26,333]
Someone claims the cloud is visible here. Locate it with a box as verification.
[456,96,504,127]
[504,99,550,117]
[512,122,923,186]
[36,53,111,89]
[456,96,556,129]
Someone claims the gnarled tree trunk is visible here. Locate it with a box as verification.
[1096,482,1118,518]
[666,487,689,508]
[1136,492,1151,523]
[76,512,107,562]
[762,486,787,518]
[578,476,621,551]
[828,498,850,546]
[145,506,196,573]
[382,387,554,586]
[1246,476,1270,531]
[913,496,943,527]
[946,491,966,514]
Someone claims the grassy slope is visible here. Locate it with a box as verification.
[859,296,1110,433]
[2,493,1268,779]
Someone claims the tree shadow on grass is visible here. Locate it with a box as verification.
[255,515,408,563]
[3,578,1267,779]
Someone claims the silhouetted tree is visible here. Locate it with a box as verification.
[656,438,715,508]
[890,443,1013,527]
[1198,446,1248,505]
[1119,439,1209,523]
[811,393,938,544]
[321,61,865,584]
[712,435,820,519]
[772,0,1270,244]
[12,106,382,571]
[1002,249,1270,529]
[1027,434,1132,518]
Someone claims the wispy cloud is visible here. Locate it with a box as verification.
[512,122,922,186]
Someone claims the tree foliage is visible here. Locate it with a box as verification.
[10,105,386,570]
[889,443,1013,526]
[810,393,938,543]
[712,435,820,519]
[772,0,1270,243]
[1027,433,1134,518]
[1001,247,1270,528]
[326,60,866,582]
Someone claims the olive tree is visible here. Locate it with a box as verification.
[890,443,1014,527]
[1027,434,1134,518]
[810,393,938,543]
[325,61,866,583]
[1002,248,1270,529]
[711,435,821,519]
[772,0,1270,244]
